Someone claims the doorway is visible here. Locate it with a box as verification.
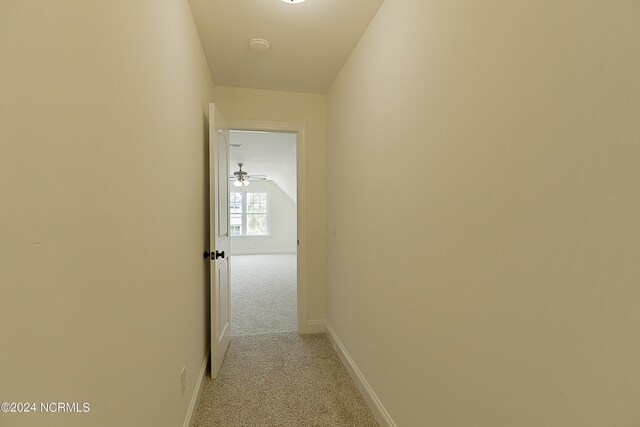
[220,119,311,338]
[228,130,298,336]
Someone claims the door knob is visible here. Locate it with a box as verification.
[203,251,210,259]
[215,250,225,260]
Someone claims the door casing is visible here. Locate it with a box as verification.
[226,119,317,334]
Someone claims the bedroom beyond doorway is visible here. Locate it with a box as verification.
[228,130,298,336]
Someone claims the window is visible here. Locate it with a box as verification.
[230,192,269,236]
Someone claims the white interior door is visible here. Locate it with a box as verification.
[210,103,231,379]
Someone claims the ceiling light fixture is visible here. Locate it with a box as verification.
[248,38,270,52]
[281,0,306,3]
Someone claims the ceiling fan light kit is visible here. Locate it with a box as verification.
[231,163,267,187]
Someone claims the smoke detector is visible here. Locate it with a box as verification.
[248,38,271,52]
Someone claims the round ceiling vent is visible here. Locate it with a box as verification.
[248,38,271,52]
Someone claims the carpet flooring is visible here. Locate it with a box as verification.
[230,254,297,336]
[193,332,379,427]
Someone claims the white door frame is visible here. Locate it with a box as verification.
[226,119,310,334]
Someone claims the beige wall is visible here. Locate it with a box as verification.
[326,0,640,426]
[212,85,326,322]
[231,180,297,255]
[0,1,215,426]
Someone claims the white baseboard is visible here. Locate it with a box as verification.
[231,249,296,255]
[183,345,210,427]
[325,322,397,427]
[299,319,326,334]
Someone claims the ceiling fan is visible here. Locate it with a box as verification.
[230,163,267,187]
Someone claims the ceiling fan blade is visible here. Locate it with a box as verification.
[247,176,267,181]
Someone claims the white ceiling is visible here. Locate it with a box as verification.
[188,0,384,93]
[229,131,297,201]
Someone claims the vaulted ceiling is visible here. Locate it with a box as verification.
[229,131,297,201]
[188,0,384,93]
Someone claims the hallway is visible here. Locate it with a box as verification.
[193,332,378,426]
[4,1,640,426]
[193,254,376,425]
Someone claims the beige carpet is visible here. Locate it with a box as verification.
[231,254,297,336]
[193,332,379,427]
